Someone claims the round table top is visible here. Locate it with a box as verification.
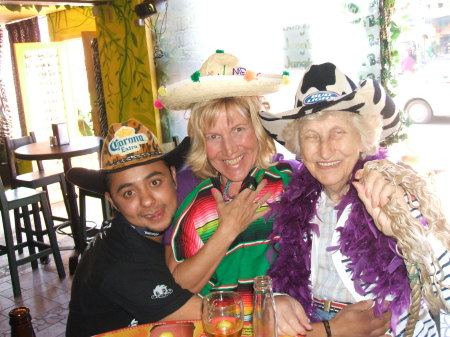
[14,136,102,161]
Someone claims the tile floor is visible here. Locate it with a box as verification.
[1,198,449,337]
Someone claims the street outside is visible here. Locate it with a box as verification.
[389,116,450,220]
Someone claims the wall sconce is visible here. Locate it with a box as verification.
[135,0,157,19]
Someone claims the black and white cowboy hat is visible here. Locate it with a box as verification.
[258,62,400,146]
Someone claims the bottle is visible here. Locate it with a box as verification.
[253,275,278,337]
[9,307,36,337]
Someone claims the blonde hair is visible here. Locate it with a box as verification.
[187,96,276,179]
[283,110,383,158]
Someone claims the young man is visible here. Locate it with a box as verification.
[65,119,201,337]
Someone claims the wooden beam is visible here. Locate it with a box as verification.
[0,0,108,6]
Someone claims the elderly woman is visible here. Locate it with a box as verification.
[259,62,450,337]
[159,51,393,337]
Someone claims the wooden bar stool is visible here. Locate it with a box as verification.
[78,188,111,242]
[0,177,66,297]
[73,138,111,244]
[4,132,71,253]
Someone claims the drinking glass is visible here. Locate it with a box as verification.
[201,291,244,337]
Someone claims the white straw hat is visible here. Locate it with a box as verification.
[156,49,290,111]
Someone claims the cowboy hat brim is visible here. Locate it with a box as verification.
[66,137,191,195]
[160,74,285,111]
[259,79,400,148]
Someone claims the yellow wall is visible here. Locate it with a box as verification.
[47,7,96,41]
[95,1,161,139]
[46,2,161,139]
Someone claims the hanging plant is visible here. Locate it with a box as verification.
[378,0,411,146]
[346,0,410,146]
[0,4,70,13]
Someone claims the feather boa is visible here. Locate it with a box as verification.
[268,150,411,331]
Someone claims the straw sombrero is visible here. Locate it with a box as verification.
[156,49,290,111]
[258,62,400,148]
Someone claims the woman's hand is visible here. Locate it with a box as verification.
[168,180,272,293]
[353,167,407,237]
[327,300,392,337]
[274,294,312,336]
[211,179,271,237]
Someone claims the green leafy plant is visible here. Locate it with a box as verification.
[378,0,411,145]
[346,0,410,146]
[0,4,70,13]
[96,1,152,122]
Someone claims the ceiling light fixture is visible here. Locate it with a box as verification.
[134,0,157,19]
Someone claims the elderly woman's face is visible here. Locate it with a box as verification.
[204,105,258,183]
[299,114,362,198]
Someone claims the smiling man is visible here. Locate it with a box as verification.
[65,119,201,337]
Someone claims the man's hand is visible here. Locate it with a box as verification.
[327,300,392,337]
[274,295,312,336]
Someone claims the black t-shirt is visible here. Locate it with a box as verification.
[66,215,193,337]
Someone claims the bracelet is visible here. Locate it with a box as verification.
[322,320,332,337]
[273,292,289,297]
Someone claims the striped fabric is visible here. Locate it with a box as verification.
[314,195,449,337]
[313,195,354,303]
[171,163,293,320]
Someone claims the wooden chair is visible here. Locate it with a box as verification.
[161,136,180,152]
[78,188,112,243]
[4,132,71,252]
[0,177,66,297]
[75,138,111,246]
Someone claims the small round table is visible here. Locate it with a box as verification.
[14,136,102,274]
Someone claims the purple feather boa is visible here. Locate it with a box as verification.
[268,150,410,331]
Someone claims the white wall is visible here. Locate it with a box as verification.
[153,0,380,140]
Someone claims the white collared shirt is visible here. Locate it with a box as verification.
[312,192,355,303]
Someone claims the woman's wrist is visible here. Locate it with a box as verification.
[322,320,332,337]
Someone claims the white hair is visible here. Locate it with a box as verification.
[282,110,383,159]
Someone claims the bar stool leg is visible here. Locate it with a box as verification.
[21,205,38,270]
[59,176,71,219]
[14,208,24,254]
[79,190,87,242]
[31,203,45,242]
[40,195,66,279]
[31,203,50,264]
[1,210,22,297]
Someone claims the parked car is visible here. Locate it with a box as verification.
[395,57,450,123]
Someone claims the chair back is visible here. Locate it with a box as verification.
[0,176,10,214]
[161,136,180,153]
[4,132,44,183]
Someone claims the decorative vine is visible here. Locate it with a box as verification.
[95,1,152,123]
[378,0,410,147]
[346,0,410,147]
[0,4,70,14]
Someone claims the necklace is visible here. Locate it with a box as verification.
[222,179,235,202]
[129,224,164,237]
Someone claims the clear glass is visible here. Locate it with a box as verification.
[202,291,244,337]
[253,275,278,337]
